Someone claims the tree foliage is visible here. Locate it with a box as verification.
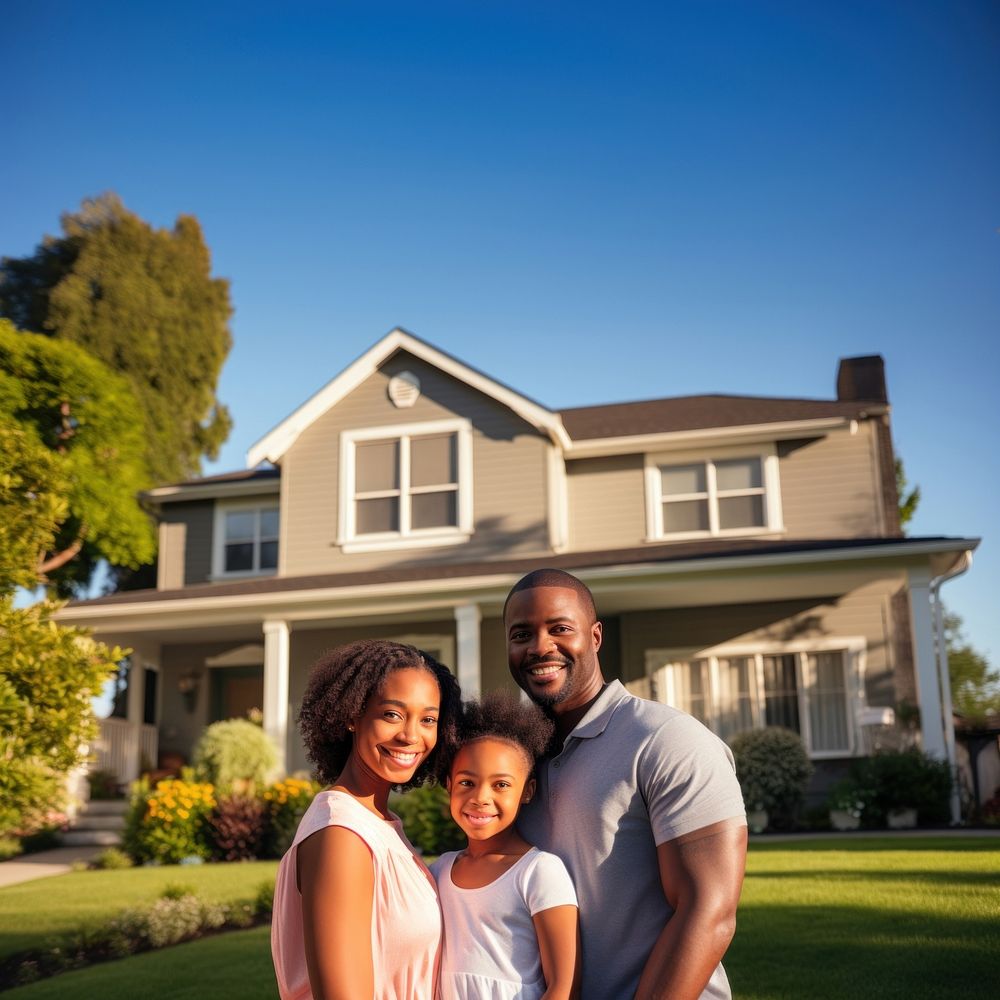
[945,612,1000,724]
[0,192,233,489]
[895,458,920,533]
[0,596,123,835]
[0,319,155,592]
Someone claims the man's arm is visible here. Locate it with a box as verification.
[633,818,747,1000]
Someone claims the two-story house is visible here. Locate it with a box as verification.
[59,329,978,809]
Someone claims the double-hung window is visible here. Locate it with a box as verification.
[649,641,861,757]
[645,446,782,540]
[213,504,279,577]
[339,419,473,551]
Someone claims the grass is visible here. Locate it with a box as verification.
[0,838,997,998]
[0,861,277,962]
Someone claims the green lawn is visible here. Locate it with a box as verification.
[1,839,998,999]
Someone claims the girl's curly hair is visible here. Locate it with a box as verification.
[445,690,555,776]
[298,639,461,789]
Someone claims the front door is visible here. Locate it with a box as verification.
[211,666,264,723]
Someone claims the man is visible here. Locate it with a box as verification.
[508,568,747,1000]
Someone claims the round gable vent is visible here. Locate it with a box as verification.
[388,371,421,408]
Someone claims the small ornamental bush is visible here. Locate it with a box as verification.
[728,727,813,829]
[847,750,952,827]
[92,847,133,870]
[262,776,321,857]
[123,777,216,863]
[193,718,277,794]
[392,785,464,856]
[208,795,269,861]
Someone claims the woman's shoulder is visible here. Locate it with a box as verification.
[294,790,390,848]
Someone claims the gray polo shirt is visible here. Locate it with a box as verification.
[518,680,746,1000]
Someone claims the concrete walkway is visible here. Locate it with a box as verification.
[0,846,103,888]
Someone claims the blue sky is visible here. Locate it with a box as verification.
[3,1,997,659]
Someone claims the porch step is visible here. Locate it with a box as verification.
[58,798,129,848]
[60,829,123,848]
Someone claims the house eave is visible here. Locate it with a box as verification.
[145,478,282,504]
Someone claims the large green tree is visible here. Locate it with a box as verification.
[0,320,155,592]
[946,612,1000,725]
[0,192,233,490]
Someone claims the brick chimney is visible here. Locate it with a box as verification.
[836,355,888,403]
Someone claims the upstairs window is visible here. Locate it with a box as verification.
[213,503,279,577]
[339,419,473,552]
[645,446,782,540]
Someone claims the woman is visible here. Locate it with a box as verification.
[271,639,462,1000]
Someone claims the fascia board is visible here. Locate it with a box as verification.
[247,329,569,465]
[145,479,281,504]
[55,538,979,632]
[565,417,853,459]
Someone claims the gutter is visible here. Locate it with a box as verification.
[931,549,974,825]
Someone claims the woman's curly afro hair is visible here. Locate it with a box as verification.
[298,639,461,789]
[445,690,555,777]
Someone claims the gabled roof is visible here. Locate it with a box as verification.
[247,328,570,465]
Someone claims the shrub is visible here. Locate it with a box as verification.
[262,776,321,857]
[87,769,122,801]
[123,776,215,864]
[847,750,952,827]
[192,718,277,794]
[392,785,464,855]
[93,847,133,870]
[207,795,268,861]
[254,879,275,917]
[728,727,813,829]
[0,835,21,860]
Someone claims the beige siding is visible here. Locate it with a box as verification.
[159,641,236,758]
[620,581,898,706]
[778,422,882,537]
[480,616,521,695]
[566,454,647,550]
[161,501,213,585]
[157,522,186,590]
[282,352,552,575]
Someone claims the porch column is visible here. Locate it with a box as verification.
[263,620,290,776]
[907,568,946,759]
[454,604,482,699]
[122,643,153,783]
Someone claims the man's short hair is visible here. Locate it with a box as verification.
[503,568,598,624]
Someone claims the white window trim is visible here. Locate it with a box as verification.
[211,499,280,580]
[645,636,867,759]
[644,443,784,542]
[337,418,474,554]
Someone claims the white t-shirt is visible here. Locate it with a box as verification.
[430,847,578,1000]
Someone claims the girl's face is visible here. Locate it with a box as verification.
[349,667,441,785]
[448,738,535,843]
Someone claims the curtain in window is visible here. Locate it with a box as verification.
[669,660,710,725]
[762,654,800,732]
[806,650,850,752]
[717,656,754,739]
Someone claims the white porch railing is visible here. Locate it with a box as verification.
[95,717,159,784]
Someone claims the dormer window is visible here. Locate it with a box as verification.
[644,445,783,541]
[212,502,279,577]
[339,419,473,553]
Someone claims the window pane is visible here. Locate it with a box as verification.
[356,497,399,534]
[716,458,762,491]
[411,491,457,529]
[259,508,279,539]
[808,651,849,752]
[717,657,754,740]
[661,464,706,496]
[410,433,456,488]
[225,511,255,542]
[670,660,709,725]
[662,499,709,533]
[355,440,399,492]
[225,542,254,572]
[259,540,278,570]
[718,495,765,530]
[762,654,800,732]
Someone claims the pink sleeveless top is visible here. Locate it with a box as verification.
[271,790,442,1000]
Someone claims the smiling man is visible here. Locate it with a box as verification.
[507,569,747,1000]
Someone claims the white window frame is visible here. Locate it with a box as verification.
[337,418,474,553]
[645,636,866,759]
[643,443,784,542]
[211,499,280,579]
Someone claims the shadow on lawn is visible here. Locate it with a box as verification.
[727,900,999,1000]
[749,837,999,854]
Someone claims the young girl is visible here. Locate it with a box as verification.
[430,692,579,1000]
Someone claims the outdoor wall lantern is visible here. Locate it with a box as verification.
[177,671,202,713]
